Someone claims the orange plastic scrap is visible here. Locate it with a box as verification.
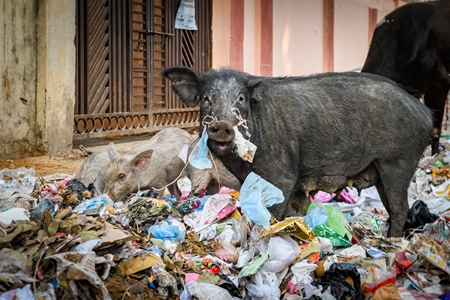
[431,165,450,184]
[261,217,317,243]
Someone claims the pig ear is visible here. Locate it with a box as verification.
[131,149,153,172]
[161,66,202,107]
[248,78,263,101]
[107,142,119,161]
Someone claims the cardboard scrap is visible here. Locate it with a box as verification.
[118,253,163,275]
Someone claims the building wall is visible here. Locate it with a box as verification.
[0,0,76,159]
[273,0,323,76]
[212,0,232,69]
[334,0,369,72]
[38,0,76,156]
[0,1,39,158]
[212,0,405,76]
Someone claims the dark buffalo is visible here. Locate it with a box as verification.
[362,0,450,154]
[163,66,433,237]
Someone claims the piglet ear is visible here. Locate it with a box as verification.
[107,142,119,161]
[248,77,263,101]
[161,66,203,107]
[131,149,153,172]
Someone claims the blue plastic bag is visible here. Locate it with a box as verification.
[303,205,328,230]
[239,172,284,229]
[148,225,185,242]
[305,203,352,247]
[189,131,212,170]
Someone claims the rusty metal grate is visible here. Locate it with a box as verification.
[75,0,211,140]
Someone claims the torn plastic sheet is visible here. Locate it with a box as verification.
[0,207,30,226]
[239,172,284,229]
[0,284,33,300]
[199,193,232,226]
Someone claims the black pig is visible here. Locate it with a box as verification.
[162,66,433,237]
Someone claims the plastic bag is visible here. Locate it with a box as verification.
[29,198,54,221]
[148,224,185,242]
[312,263,362,300]
[72,194,113,215]
[262,236,300,273]
[363,267,396,294]
[311,191,335,203]
[217,274,241,298]
[372,284,401,300]
[290,260,318,288]
[189,131,212,170]
[239,172,284,228]
[305,203,352,247]
[403,200,438,231]
[246,270,280,300]
[186,282,233,300]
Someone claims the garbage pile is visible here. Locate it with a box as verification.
[2,147,450,299]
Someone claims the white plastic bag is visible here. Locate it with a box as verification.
[186,282,233,300]
[262,236,300,273]
[246,270,280,300]
[290,260,318,288]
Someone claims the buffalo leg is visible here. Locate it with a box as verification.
[424,85,450,155]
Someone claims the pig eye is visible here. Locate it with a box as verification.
[118,173,126,181]
[237,93,245,102]
[203,95,211,105]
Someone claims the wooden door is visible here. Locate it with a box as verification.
[74,0,211,140]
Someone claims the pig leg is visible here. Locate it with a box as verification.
[375,160,412,237]
[167,183,181,200]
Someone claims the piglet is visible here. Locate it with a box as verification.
[104,128,193,201]
[74,151,110,194]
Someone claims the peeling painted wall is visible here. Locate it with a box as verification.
[0,1,39,158]
[0,0,76,159]
[37,0,76,157]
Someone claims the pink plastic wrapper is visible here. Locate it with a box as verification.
[311,191,335,203]
[311,189,356,204]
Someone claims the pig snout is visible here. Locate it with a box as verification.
[207,121,235,142]
[206,121,236,155]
